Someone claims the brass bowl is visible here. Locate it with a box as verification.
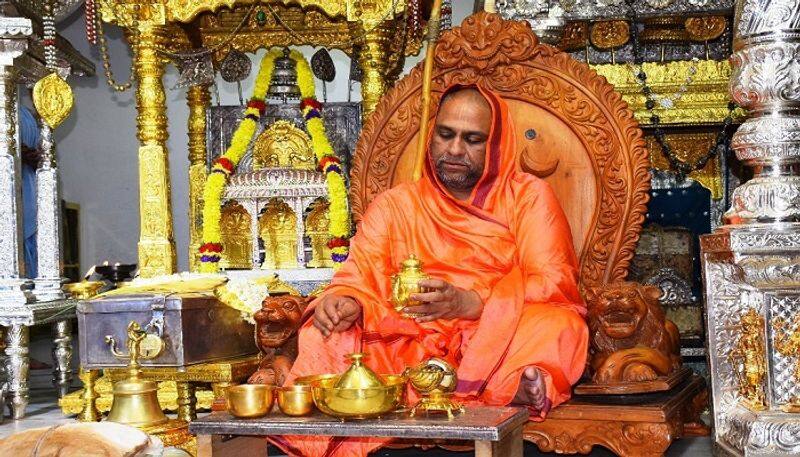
[295,374,338,386]
[311,375,405,420]
[226,384,274,418]
[277,385,314,416]
[63,281,104,299]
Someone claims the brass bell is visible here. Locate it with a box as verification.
[106,322,168,428]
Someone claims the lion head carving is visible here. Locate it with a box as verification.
[253,294,307,349]
[585,282,681,383]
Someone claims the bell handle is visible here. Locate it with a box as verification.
[105,335,129,360]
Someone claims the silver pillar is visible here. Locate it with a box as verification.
[51,319,72,398]
[701,1,800,455]
[33,124,65,301]
[0,18,32,307]
[5,324,28,419]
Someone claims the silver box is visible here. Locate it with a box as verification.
[77,293,256,368]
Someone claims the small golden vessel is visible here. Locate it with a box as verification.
[403,358,464,419]
[227,384,275,418]
[277,385,314,416]
[311,353,405,419]
[391,254,429,318]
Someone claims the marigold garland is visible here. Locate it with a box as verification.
[200,49,281,273]
[199,48,351,272]
[292,50,351,265]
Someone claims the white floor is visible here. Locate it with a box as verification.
[0,327,715,456]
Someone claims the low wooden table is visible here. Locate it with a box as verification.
[190,406,529,457]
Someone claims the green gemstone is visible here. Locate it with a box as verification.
[255,10,267,25]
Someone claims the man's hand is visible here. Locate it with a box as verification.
[313,294,362,337]
[405,279,483,322]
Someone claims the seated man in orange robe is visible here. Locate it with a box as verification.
[274,85,589,456]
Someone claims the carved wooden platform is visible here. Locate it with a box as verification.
[525,375,708,457]
[574,366,693,395]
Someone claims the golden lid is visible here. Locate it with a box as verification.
[334,353,385,389]
[401,255,423,271]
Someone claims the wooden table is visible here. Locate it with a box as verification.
[190,406,529,457]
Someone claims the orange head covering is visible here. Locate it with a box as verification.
[423,84,520,222]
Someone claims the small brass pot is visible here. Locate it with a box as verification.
[277,385,314,416]
[227,384,274,418]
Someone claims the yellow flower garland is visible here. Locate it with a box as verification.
[292,51,351,265]
[199,49,281,273]
[199,48,351,272]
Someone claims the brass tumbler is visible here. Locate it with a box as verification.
[277,385,314,416]
[227,384,275,418]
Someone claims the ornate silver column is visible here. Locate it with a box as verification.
[33,124,65,301]
[5,324,28,419]
[0,18,32,307]
[701,1,800,455]
[51,319,72,398]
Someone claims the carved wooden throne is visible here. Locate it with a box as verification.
[255,12,708,457]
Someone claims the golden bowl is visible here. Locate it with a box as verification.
[63,281,104,299]
[277,385,314,416]
[226,384,274,418]
[311,375,405,420]
[295,374,338,386]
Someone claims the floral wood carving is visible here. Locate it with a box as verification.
[351,11,650,289]
[524,419,676,456]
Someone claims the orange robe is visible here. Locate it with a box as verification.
[275,85,588,457]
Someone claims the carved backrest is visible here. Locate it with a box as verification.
[351,12,650,290]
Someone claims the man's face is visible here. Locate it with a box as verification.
[429,90,492,196]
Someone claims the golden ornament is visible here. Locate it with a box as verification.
[33,73,74,129]
[685,16,727,43]
[590,20,630,50]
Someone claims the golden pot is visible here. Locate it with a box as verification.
[277,385,314,416]
[227,384,274,418]
[390,255,429,318]
[312,375,405,420]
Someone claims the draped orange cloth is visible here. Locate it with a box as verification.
[275,86,588,457]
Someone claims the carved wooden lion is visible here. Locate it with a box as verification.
[248,294,308,386]
[586,282,681,383]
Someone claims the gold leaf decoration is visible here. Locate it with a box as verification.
[33,73,74,129]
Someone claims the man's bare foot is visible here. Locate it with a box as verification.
[513,366,546,410]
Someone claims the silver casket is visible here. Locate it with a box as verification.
[78,293,257,368]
